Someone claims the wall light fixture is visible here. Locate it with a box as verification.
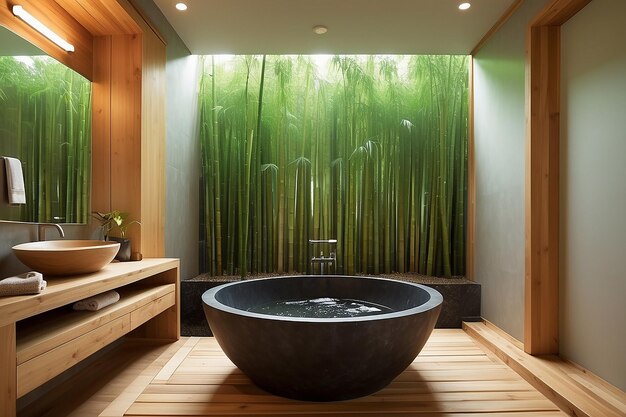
[12,5,75,52]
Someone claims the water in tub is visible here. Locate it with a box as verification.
[248,297,394,318]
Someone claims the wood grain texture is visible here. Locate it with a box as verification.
[98,340,189,417]
[101,331,568,416]
[0,0,93,79]
[18,340,184,417]
[139,26,166,258]
[0,258,179,327]
[465,322,626,417]
[531,0,592,26]
[524,0,591,356]
[130,292,175,331]
[53,0,141,35]
[525,22,560,355]
[1,260,178,416]
[17,284,174,364]
[91,36,113,214]
[0,324,16,417]
[127,267,179,340]
[17,315,131,397]
[109,33,143,255]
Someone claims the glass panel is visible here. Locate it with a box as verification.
[198,55,468,278]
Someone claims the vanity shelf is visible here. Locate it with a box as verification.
[0,258,179,414]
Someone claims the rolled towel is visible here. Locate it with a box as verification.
[73,290,120,311]
[0,271,46,296]
[4,156,26,205]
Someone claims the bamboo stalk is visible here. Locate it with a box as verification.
[194,54,468,277]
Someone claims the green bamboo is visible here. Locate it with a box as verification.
[0,56,91,223]
[196,54,468,277]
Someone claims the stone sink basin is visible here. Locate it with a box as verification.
[12,240,120,276]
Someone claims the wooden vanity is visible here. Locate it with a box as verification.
[0,258,179,417]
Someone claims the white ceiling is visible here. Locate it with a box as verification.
[153,0,516,55]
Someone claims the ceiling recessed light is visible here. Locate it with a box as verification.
[313,25,328,35]
[175,3,188,11]
[458,2,471,10]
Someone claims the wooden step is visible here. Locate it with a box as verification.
[463,321,626,417]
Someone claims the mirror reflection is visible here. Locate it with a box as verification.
[0,25,91,223]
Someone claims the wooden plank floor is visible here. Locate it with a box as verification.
[18,339,187,417]
[102,330,567,416]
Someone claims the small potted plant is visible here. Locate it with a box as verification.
[92,211,140,261]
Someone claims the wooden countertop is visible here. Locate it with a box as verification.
[0,258,179,327]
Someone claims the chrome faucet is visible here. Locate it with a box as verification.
[38,223,65,241]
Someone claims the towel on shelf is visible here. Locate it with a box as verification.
[3,156,26,205]
[0,271,46,296]
[73,290,120,311]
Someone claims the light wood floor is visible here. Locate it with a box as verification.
[84,330,565,417]
[17,339,186,417]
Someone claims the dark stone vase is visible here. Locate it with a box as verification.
[108,236,131,261]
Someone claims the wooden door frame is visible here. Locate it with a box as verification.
[524,0,591,354]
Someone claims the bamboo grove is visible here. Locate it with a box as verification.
[0,56,91,223]
[199,55,468,277]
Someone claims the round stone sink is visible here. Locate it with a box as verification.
[12,240,120,276]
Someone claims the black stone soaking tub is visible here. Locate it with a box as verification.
[202,275,443,401]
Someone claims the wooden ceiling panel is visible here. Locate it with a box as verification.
[54,0,140,35]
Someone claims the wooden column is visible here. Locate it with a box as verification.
[0,324,16,417]
[524,0,591,355]
[138,15,167,259]
[525,24,561,354]
[109,33,143,254]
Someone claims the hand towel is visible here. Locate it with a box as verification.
[73,290,120,311]
[3,156,26,204]
[0,271,46,296]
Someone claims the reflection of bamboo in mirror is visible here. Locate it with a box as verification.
[0,56,91,223]
[199,55,468,278]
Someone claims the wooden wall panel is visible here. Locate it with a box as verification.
[109,34,143,254]
[92,36,112,215]
[139,29,166,258]
[118,0,167,258]
[87,1,166,258]
[525,24,561,355]
[0,0,93,79]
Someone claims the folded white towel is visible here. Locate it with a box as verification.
[73,290,120,311]
[0,272,46,296]
[3,157,26,205]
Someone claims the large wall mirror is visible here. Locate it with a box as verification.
[0,25,91,224]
